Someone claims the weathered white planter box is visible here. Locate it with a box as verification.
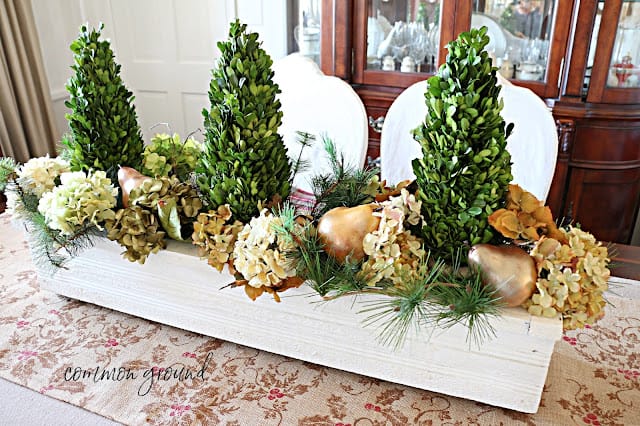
[37,238,562,413]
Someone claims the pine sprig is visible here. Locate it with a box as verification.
[358,251,502,349]
[26,210,101,273]
[7,180,101,272]
[311,136,379,219]
[359,256,443,349]
[428,269,503,347]
[290,131,315,180]
[0,157,17,192]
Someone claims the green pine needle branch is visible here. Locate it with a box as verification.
[290,131,315,180]
[310,136,379,219]
[360,252,503,349]
[5,177,102,272]
[0,157,17,192]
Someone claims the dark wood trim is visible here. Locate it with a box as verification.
[452,0,472,40]
[438,0,460,65]
[569,160,640,170]
[599,88,640,105]
[547,118,574,217]
[320,0,335,76]
[552,101,640,120]
[610,243,640,281]
[561,0,598,100]
[320,0,353,80]
[352,0,367,83]
[353,70,427,88]
[586,0,622,103]
[335,0,353,80]
[542,0,575,98]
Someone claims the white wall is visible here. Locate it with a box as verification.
[31,0,287,144]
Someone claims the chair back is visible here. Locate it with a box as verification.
[272,54,369,194]
[380,74,558,202]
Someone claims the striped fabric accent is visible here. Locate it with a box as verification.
[288,187,316,215]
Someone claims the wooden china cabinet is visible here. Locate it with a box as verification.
[317,0,640,244]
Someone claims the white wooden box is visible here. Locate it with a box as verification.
[37,238,563,413]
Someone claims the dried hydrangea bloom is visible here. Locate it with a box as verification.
[359,189,426,287]
[524,226,610,329]
[489,184,566,243]
[38,170,117,235]
[233,209,299,288]
[16,155,70,197]
[488,209,521,239]
[192,205,243,272]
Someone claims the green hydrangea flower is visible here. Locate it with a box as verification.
[38,170,117,235]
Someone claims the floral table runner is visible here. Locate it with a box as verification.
[0,213,638,425]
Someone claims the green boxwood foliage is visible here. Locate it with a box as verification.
[197,20,292,223]
[62,24,144,182]
[412,27,513,260]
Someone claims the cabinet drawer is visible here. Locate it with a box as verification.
[572,122,640,164]
[565,167,640,243]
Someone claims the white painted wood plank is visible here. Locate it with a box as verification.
[38,238,563,413]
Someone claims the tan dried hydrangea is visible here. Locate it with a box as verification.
[233,209,299,288]
[524,226,611,329]
[192,205,244,272]
[359,189,426,287]
[488,184,565,243]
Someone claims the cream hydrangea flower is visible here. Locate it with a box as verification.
[38,170,117,235]
[525,226,610,329]
[359,189,426,287]
[233,209,299,288]
[16,155,70,197]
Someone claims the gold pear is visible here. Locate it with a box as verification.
[117,166,151,208]
[317,204,381,263]
[468,244,537,307]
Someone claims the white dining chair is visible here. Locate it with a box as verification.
[272,54,369,196]
[380,74,558,203]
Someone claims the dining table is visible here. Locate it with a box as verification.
[0,212,639,425]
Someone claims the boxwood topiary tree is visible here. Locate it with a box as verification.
[197,20,292,223]
[412,27,513,261]
[62,23,144,183]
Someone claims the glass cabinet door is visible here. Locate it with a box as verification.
[470,0,573,98]
[352,0,455,88]
[609,2,639,88]
[365,0,441,73]
[287,0,322,65]
[587,0,640,104]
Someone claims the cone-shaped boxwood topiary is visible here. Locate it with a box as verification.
[197,20,292,223]
[62,24,144,183]
[412,27,513,261]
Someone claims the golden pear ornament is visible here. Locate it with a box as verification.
[117,166,151,207]
[467,244,537,307]
[317,204,381,263]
